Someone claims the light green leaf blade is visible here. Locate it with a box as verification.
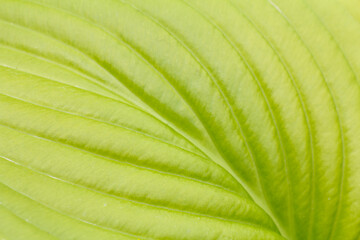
[0,0,359,239]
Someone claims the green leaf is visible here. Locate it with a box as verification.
[0,0,359,239]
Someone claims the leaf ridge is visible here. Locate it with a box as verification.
[0,16,140,107]
[26,0,219,150]
[178,1,299,236]
[0,204,59,240]
[0,155,276,232]
[0,91,206,160]
[265,1,350,238]
[296,1,359,238]
[0,43,130,103]
[0,123,241,198]
[0,182,146,240]
[120,0,273,208]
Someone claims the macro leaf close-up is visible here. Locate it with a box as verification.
[0,0,360,239]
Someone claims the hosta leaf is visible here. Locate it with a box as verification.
[0,0,359,239]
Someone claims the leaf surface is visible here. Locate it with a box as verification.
[0,0,360,239]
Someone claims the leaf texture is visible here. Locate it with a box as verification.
[0,0,359,239]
